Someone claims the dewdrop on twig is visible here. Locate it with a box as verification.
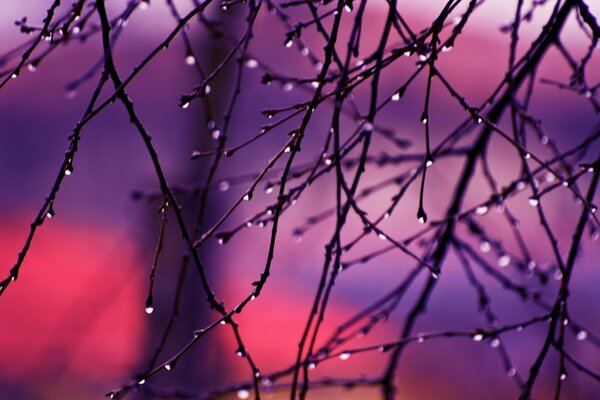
[475,206,488,215]
[218,180,230,192]
[185,55,196,66]
[237,389,250,399]
[497,254,511,267]
[145,306,154,314]
[339,352,351,360]
[245,59,258,68]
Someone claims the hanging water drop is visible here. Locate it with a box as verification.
[472,333,484,342]
[475,206,488,215]
[218,181,230,192]
[138,378,146,385]
[497,254,511,267]
[237,389,250,399]
[377,232,387,241]
[391,91,401,101]
[339,352,351,360]
[560,373,567,381]
[490,338,500,348]
[528,197,539,207]
[577,330,588,341]
[479,240,492,253]
[245,59,258,68]
[145,306,154,314]
[185,55,196,66]
[507,368,516,377]
[283,82,294,92]
[284,38,293,48]
[181,101,190,109]
[165,363,172,371]
[236,348,246,357]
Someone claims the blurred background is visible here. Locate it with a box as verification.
[0,0,599,399]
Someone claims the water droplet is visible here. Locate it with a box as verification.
[66,89,77,99]
[475,206,488,215]
[324,157,333,166]
[181,101,190,109]
[431,271,439,279]
[301,47,309,56]
[377,233,387,241]
[284,38,293,48]
[138,378,146,385]
[220,320,226,325]
[245,59,258,68]
[560,373,567,381]
[145,306,154,314]
[384,212,391,219]
[311,81,319,88]
[265,185,274,194]
[236,348,247,357]
[476,117,482,124]
[419,54,428,62]
[64,165,73,176]
[211,129,221,139]
[507,368,516,377]
[292,230,303,242]
[308,362,316,369]
[417,336,425,343]
[479,240,492,253]
[577,330,588,341]
[426,159,434,168]
[185,55,196,65]
[283,82,294,92]
[563,318,569,326]
[442,45,453,52]
[339,352,351,360]
[218,181,230,191]
[524,153,532,159]
[27,64,36,72]
[237,389,250,399]
[421,116,428,124]
[165,364,172,371]
[344,4,352,12]
[251,294,256,301]
[139,0,149,10]
[497,254,511,267]
[284,146,292,153]
[490,338,500,348]
[10,73,18,79]
[473,333,484,342]
[204,85,211,95]
[46,209,55,219]
[528,197,539,207]
[391,92,401,101]
[554,270,563,280]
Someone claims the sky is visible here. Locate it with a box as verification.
[0,0,599,399]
